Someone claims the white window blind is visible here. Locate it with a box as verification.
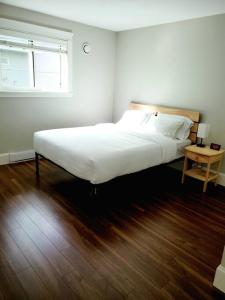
[0,34,68,53]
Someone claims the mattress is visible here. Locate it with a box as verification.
[34,124,189,184]
[175,138,191,159]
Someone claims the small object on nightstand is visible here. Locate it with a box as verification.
[182,145,225,192]
[210,143,221,151]
[197,123,210,147]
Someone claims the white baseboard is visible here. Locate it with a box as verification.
[9,149,35,163]
[0,153,10,165]
[214,265,225,293]
[218,172,225,187]
[0,150,35,165]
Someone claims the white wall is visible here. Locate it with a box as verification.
[114,14,225,172]
[0,3,116,153]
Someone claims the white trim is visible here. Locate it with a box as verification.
[9,149,35,163]
[217,172,225,187]
[0,18,73,40]
[67,38,73,94]
[201,166,225,187]
[0,91,73,98]
[0,153,9,165]
[0,150,35,165]
[214,265,225,293]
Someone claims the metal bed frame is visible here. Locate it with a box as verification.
[35,152,98,195]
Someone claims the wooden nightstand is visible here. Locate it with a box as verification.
[182,145,225,192]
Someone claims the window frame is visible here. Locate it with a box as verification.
[0,18,73,97]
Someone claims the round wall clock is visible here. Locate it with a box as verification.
[82,43,91,54]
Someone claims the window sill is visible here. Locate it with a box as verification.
[0,91,73,98]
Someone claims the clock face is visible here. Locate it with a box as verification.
[82,43,91,54]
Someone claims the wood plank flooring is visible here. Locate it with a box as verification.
[0,159,225,299]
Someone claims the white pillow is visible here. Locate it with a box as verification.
[144,113,184,138]
[142,114,158,133]
[176,116,193,140]
[156,115,184,138]
[117,110,151,128]
[145,113,193,139]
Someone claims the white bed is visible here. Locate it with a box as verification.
[176,138,192,158]
[34,123,191,184]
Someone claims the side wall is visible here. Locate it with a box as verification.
[114,14,225,172]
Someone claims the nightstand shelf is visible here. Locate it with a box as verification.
[182,145,225,192]
[184,167,218,182]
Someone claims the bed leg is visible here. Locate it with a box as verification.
[90,184,99,198]
[35,152,40,179]
[94,186,97,195]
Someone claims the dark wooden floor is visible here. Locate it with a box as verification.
[0,160,225,299]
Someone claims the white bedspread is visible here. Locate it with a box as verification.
[34,124,178,184]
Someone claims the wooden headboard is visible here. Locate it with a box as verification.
[129,102,200,143]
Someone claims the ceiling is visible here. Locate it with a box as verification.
[1,0,225,31]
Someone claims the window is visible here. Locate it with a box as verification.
[0,18,73,97]
[0,47,32,89]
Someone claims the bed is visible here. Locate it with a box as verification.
[34,102,200,185]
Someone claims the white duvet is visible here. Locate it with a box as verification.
[34,124,178,184]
